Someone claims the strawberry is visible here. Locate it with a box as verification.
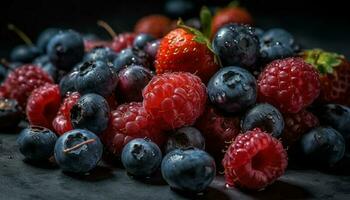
[301,49,350,105]
[155,19,219,83]
[134,15,173,38]
[211,2,253,36]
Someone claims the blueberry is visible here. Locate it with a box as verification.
[241,103,284,138]
[164,0,196,19]
[133,33,156,50]
[59,69,79,96]
[17,126,57,161]
[312,104,350,144]
[54,129,103,173]
[10,45,41,63]
[116,65,153,102]
[33,55,58,80]
[144,40,160,59]
[165,127,205,153]
[0,64,8,83]
[259,42,294,63]
[121,138,162,178]
[0,98,21,130]
[83,47,117,63]
[212,24,259,68]
[36,28,61,53]
[254,27,264,39]
[70,93,110,135]
[74,60,118,98]
[113,48,151,72]
[299,127,345,167]
[207,66,257,114]
[161,148,216,193]
[47,30,84,71]
[261,28,299,52]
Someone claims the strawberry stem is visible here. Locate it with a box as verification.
[8,24,33,45]
[63,138,96,153]
[97,20,117,38]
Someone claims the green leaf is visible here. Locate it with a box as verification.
[228,0,240,8]
[200,6,212,38]
[303,49,344,75]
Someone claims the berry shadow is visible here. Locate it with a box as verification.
[63,165,114,182]
[23,158,59,170]
[248,180,312,200]
[171,186,230,200]
[127,170,167,186]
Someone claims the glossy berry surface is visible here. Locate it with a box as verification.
[312,104,350,143]
[26,84,61,129]
[259,41,294,63]
[121,138,162,177]
[195,106,240,162]
[116,65,153,103]
[47,30,84,71]
[241,103,284,138]
[165,126,205,153]
[282,109,319,147]
[212,24,259,67]
[222,128,288,190]
[102,102,165,158]
[1,65,53,108]
[70,93,110,135]
[54,129,103,173]
[17,126,57,161]
[133,33,156,50]
[36,28,61,53]
[0,98,22,130]
[261,28,299,52]
[113,48,151,72]
[74,60,118,98]
[10,45,41,63]
[83,47,117,63]
[143,72,207,130]
[299,127,345,167]
[161,148,216,193]
[258,57,320,113]
[111,33,135,53]
[52,92,80,135]
[59,70,79,96]
[207,66,257,114]
[144,40,160,59]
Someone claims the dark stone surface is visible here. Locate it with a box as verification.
[1,132,350,200]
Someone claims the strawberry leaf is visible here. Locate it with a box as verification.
[303,49,344,75]
[228,0,240,8]
[200,6,212,39]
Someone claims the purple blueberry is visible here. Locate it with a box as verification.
[161,148,216,193]
[116,65,153,102]
[17,126,57,161]
[241,103,284,138]
[54,129,103,173]
[207,66,257,114]
[165,127,205,153]
[70,93,110,135]
[212,24,259,68]
[133,33,156,50]
[113,48,151,72]
[144,40,160,59]
[121,138,162,178]
[59,69,79,96]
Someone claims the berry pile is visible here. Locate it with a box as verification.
[0,2,347,196]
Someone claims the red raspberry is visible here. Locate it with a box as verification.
[143,72,207,130]
[258,57,320,113]
[1,65,53,109]
[111,33,135,53]
[282,109,319,147]
[26,84,61,130]
[222,128,288,190]
[52,92,80,135]
[195,106,240,162]
[102,102,165,157]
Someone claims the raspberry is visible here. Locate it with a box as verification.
[102,102,165,157]
[1,65,53,109]
[111,33,135,53]
[195,106,240,162]
[143,72,206,130]
[258,58,320,113]
[222,128,288,190]
[282,110,319,147]
[26,84,61,130]
[52,92,80,135]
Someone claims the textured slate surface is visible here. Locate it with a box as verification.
[1,132,350,200]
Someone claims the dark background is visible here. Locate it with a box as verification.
[1,0,349,58]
